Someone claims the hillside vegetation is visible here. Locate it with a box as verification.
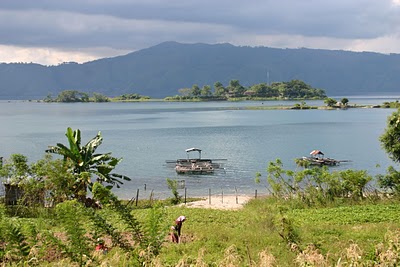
[1,42,400,100]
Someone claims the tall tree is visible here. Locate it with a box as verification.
[191,84,201,97]
[227,80,245,96]
[46,127,131,201]
[200,85,212,97]
[213,81,226,96]
[56,90,89,102]
[341,98,349,106]
[92,93,110,102]
[178,88,191,97]
[377,109,400,195]
[324,98,337,107]
[250,83,268,97]
[380,108,400,163]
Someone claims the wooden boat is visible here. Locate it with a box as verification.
[300,156,340,166]
[173,148,219,174]
[175,161,215,174]
[296,150,350,166]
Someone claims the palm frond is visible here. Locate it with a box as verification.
[65,127,81,156]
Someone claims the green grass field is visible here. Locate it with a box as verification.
[2,196,400,266]
[134,197,400,266]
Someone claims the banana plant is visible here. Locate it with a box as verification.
[46,127,131,200]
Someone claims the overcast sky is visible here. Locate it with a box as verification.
[1,0,400,65]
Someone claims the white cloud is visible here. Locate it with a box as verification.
[1,1,400,64]
[392,0,400,5]
[225,33,400,55]
[346,35,400,54]
[0,45,129,65]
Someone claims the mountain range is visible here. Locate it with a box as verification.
[1,41,399,100]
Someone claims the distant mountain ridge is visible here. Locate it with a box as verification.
[1,41,399,100]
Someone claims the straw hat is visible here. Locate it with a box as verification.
[177,215,186,222]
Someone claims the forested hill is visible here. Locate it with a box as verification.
[1,41,400,100]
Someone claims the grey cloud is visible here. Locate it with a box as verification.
[0,0,399,56]
[0,7,233,50]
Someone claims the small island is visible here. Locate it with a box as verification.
[42,79,326,103]
[39,79,400,110]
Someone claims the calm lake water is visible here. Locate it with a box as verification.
[0,97,398,199]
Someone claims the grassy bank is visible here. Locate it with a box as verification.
[151,197,400,266]
[3,196,398,266]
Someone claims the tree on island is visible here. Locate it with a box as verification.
[227,79,246,97]
[44,79,326,102]
[201,85,212,97]
[341,98,349,106]
[115,93,150,101]
[167,79,325,101]
[213,81,227,96]
[191,84,201,97]
[92,92,110,102]
[56,90,89,102]
[44,90,149,102]
[324,98,337,107]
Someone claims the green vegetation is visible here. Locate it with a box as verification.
[112,93,151,102]
[1,184,400,265]
[166,178,182,205]
[45,127,130,202]
[40,83,397,111]
[380,108,400,164]
[377,108,400,198]
[381,100,400,109]
[44,80,327,103]
[3,43,400,101]
[44,91,150,103]
[165,79,326,101]
[324,97,337,107]
[44,90,90,103]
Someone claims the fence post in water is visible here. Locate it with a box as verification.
[209,188,211,205]
[235,186,238,204]
[135,189,139,206]
[144,184,146,191]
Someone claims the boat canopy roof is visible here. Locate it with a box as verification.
[310,150,324,156]
[185,148,202,153]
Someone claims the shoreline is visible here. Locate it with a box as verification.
[179,194,255,210]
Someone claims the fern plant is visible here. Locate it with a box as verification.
[55,200,92,266]
[92,182,143,244]
[0,218,37,263]
[141,204,168,256]
[88,209,130,250]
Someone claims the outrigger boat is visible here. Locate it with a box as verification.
[297,150,350,166]
[167,148,224,174]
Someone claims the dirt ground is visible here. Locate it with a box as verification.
[179,195,252,210]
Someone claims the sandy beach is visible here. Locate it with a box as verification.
[179,195,253,210]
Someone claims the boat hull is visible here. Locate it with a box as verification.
[175,159,214,174]
[298,157,340,166]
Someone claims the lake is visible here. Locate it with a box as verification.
[0,97,398,199]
